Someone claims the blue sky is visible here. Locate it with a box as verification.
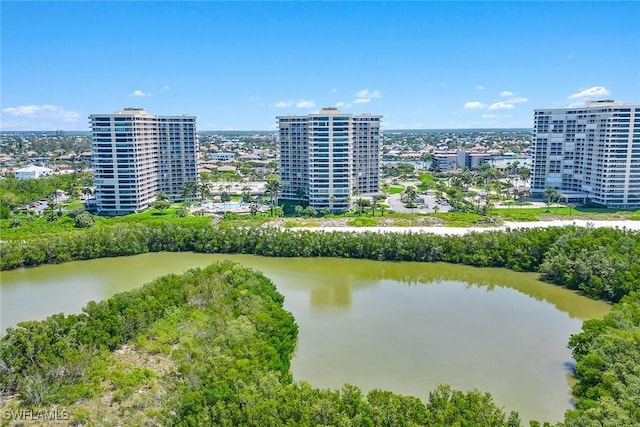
[1,1,639,131]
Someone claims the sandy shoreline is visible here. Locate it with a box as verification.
[287,219,640,235]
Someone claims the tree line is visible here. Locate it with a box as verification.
[2,223,638,303]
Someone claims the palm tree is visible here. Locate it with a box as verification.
[356,198,370,215]
[46,192,57,221]
[199,182,210,204]
[543,187,560,213]
[371,197,380,217]
[329,194,337,213]
[241,186,252,203]
[81,187,93,202]
[249,202,259,216]
[295,188,306,207]
[265,178,280,217]
[295,205,303,217]
[181,182,197,204]
[482,199,495,221]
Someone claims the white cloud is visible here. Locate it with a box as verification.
[568,101,585,108]
[463,101,486,110]
[476,85,485,91]
[335,101,351,109]
[162,85,171,90]
[273,100,315,108]
[567,53,574,60]
[352,88,382,104]
[296,99,315,108]
[568,86,610,99]
[129,89,150,98]
[2,104,80,122]
[274,101,294,108]
[487,101,515,111]
[500,90,516,97]
[355,89,382,99]
[482,114,496,119]
[505,96,528,104]
[331,88,338,93]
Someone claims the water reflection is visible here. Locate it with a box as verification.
[235,256,609,320]
[0,252,610,423]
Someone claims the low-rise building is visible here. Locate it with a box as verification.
[15,165,53,179]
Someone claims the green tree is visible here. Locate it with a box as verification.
[249,202,259,216]
[241,186,252,203]
[543,187,560,213]
[329,194,337,213]
[356,198,370,215]
[220,191,231,203]
[153,192,170,214]
[74,211,95,228]
[265,179,280,217]
[198,181,210,204]
[403,186,419,210]
[46,192,58,221]
[180,182,197,204]
[295,188,305,207]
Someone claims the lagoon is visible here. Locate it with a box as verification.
[0,253,610,422]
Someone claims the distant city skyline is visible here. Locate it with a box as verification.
[1,1,639,131]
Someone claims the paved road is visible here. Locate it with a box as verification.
[386,193,453,214]
[285,219,640,236]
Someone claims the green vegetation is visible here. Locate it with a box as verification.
[0,172,94,220]
[2,223,638,304]
[1,262,521,426]
[540,227,640,302]
[0,172,92,210]
[1,214,638,425]
[564,291,640,426]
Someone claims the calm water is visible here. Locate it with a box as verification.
[0,253,609,422]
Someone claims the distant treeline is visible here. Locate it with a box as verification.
[1,224,639,303]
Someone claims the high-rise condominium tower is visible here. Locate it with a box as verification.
[531,100,640,208]
[90,108,198,215]
[277,107,382,212]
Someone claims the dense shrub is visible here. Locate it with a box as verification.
[2,224,638,304]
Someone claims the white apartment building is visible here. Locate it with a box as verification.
[431,151,494,173]
[277,108,382,212]
[90,108,198,215]
[531,100,640,208]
